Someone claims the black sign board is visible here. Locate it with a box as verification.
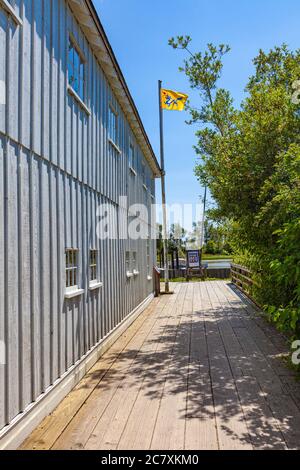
[186,250,201,269]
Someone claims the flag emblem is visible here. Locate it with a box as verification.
[161,89,188,111]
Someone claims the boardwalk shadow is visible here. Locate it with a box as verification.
[78,285,300,450]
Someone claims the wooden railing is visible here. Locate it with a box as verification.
[231,263,256,295]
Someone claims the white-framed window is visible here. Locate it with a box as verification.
[90,250,97,282]
[65,248,85,299]
[108,105,118,145]
[66,249,79,289]
[89,249,102,290]
[68,35,85,102]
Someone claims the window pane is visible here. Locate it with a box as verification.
[109,107,118,143]
[74,49,79,76]
[79,78,84,102]
[80,61,84,80]
[90,250,97,281]
[68,62,73,87]
[68,42,74,87]
[68,41,74,65]
[66,250,78,288]
[68,38,85,101]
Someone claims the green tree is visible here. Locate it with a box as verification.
[169,38,300,341]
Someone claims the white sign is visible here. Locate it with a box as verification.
[187,250,201,269]
[0,80,5,105]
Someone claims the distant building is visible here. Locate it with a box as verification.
[0,0,160,448]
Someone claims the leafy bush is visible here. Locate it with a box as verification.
[170,39,300,356]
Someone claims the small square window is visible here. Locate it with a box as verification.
[66,249,79,288]
[68,36,85,102]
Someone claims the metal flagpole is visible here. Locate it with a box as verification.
[200,185,207,255]
[158,80,169,294]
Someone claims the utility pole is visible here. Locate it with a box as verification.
[200,186,207,253]
[158,80,169,294]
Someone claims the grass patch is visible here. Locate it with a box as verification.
[161,278,232,283]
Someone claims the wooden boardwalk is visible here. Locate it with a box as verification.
[21,282,300,450]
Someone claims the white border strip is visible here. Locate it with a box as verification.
[0,293,154,450]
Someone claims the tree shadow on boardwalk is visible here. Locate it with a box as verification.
[77,285,300,450]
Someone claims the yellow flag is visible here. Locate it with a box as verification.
[161,89,188,111]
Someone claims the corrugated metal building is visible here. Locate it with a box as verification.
[0,0,160,448]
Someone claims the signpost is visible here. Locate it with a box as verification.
[186,249,206,281]
[187,250,201,269]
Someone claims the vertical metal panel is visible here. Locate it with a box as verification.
[19,147,32,410]
[6,141,20,422]
[0,9,7,134]
[31,154,42,400]
[8,19,20,142]
[32,0,42,156]
[49,166,58,384]
[21,0,32,149]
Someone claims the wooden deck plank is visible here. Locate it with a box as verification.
[21,281,300,451]
[185,282,219,450]
[21,294,169,450]
[150,284,193,450]
[117,284,189,450]
[52,288,178,450]
[219,282,300,449]
[85,284,185,450]
[204,282,253,450]
[214,282,287,449]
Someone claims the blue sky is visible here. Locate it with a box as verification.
[94,0,300,208]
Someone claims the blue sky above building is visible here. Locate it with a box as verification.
[94,0,300,209]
